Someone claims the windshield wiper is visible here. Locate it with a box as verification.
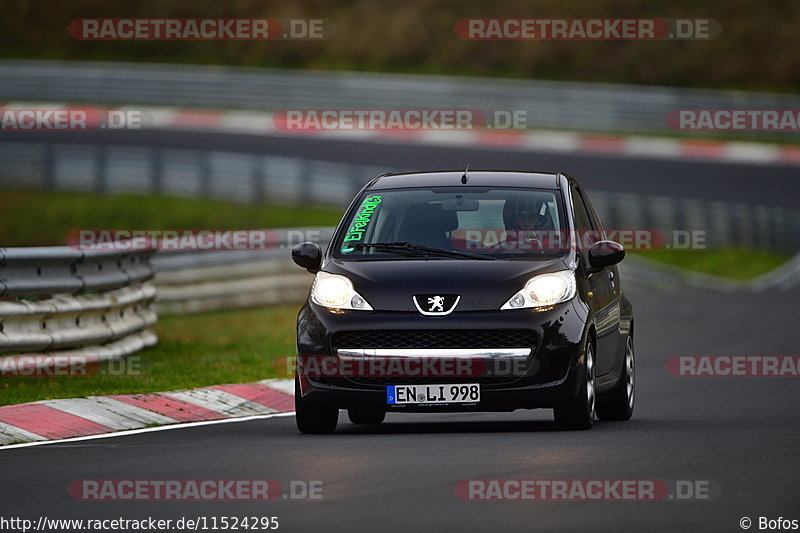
[350,242,494,260]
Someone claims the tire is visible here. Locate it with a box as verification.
[348,409,386,425]
[553,340,596,430]
[295,376,338,434]
[597,335,635,421]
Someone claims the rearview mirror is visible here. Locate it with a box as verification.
[587,240,625,273]
[292,242,322,273]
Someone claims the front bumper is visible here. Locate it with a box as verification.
[296,298,589,412]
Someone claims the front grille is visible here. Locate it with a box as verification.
[331,329,536,387]
[331,329,536,350]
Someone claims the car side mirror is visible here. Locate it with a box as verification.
[292,242,322,273]
[587,240,625,273]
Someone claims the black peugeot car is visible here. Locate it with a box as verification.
[291,170,634,433]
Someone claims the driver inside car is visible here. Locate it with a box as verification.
[502,197,553,250]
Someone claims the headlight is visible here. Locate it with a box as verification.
[311,271,373,311]
[500,270,576,310]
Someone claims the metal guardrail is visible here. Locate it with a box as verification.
[0,246,153,297]
[0,284,156,353]
[1,141,798,254]
[150,229,336,272]
[0,248,156,360]
[1,60,799,134]
[154,260,311,314]
[151,229,333,314]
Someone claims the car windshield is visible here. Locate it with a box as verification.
[333,186,567,259]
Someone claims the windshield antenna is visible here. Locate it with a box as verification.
[461,163,470,184]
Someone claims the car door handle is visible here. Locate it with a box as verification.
[608,270,615,281]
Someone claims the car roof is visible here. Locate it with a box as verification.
[368,171,561,190]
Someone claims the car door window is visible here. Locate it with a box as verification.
[572,187,606,250]
[571,186,591,225]
[571,186,593,245]
[579,188,606,240]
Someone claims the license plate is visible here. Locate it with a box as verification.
[386,384,480,405]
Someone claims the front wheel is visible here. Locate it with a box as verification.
[295,377,338,434]
[597,335,635,421]
[553,340,595,430]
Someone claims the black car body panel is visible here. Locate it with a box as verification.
[322,258,569,312]
[294,170,634,419]
[297,298,588,411]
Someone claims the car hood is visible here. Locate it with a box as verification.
[321,257,571,312]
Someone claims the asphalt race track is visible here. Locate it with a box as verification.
[4,129,800,207]
[1,289,798,532]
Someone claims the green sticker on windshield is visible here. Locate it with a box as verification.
[341,195,382,253]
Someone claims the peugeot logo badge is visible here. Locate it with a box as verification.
[427,295,445,312]
[412,294,460,316]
